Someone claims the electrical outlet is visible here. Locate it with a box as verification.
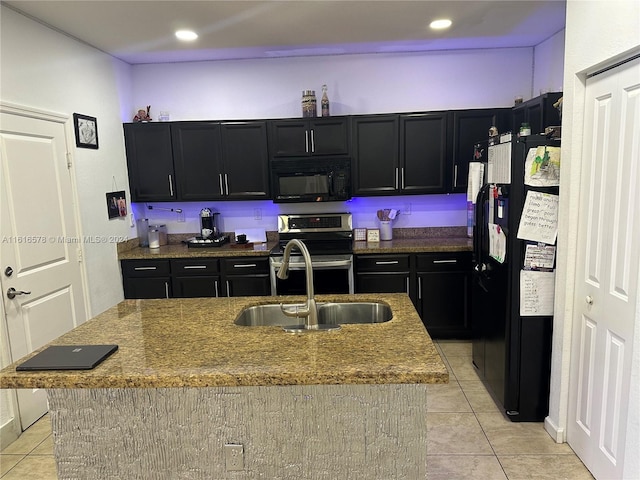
[403,203,412,215]
[254,208,262,220]
[224,444,243,471]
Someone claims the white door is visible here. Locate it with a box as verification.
[0,107,88,429]
[567,57,640,479]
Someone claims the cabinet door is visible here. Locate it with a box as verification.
[221,257,270,297]
[400,113,448,194]
[269,120,309,156]
[172,276,222,298]
[308,118,349,155]
[123,277,171,299]
[356,273,410,295]
[417,271,470,338]
[450,108,511,193]
[351,115,399,196]
[124,123,176,201]
[171,122,224,200]
[220,121,270,199]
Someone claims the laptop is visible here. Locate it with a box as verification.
[16,344,118,371]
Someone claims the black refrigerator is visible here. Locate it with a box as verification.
[471,133,560,422]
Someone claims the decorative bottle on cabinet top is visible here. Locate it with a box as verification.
[321,84,330,117]
[302,90,317,117]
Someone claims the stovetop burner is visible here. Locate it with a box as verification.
[185,235,230,248]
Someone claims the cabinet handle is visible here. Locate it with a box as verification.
[310,129,315,153]
[214,280,219,298]
[234,264,257,268]
[226,280,231,297]
[219,174,224,196]
[395,168,399,190]
[375,260,399,265]
[401,168,405,189]
[418,277,422,300]
[433,259,458,264]
[224,174,229,196]
[168,175,174,196]
[183,265,207,270]
[454,165,458,187]
[134,266,157,271]
[406,277,410,295]
[165,282,169,299]
[305,130,309,153]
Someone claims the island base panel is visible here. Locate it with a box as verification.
[49,384,427,479]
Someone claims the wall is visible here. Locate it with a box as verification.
[533,29,566,96]
[547,2,639,478]
[130,47,561,232]
[0,5,133,433]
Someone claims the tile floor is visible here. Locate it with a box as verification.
[0,340,594,479]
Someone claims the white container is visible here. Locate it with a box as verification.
[379,221,393,241]
[148,224,167,249]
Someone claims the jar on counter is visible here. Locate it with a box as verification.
[302,90,317,117]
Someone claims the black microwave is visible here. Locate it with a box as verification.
[271,157,351,203]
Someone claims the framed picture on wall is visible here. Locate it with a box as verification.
[73,113,99,149]
[106,191,127,219]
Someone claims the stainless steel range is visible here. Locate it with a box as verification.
[270,213,354,295]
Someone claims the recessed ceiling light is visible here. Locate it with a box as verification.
[430,19,452,30]
[175,30,198,41]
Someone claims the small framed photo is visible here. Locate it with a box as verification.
[106,191,127,219]
[366,229,380,243]
[73,113,99,149]
[354,228,367,241]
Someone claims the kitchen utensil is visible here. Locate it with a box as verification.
[389,209,398,220]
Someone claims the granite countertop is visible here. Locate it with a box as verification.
[0,294,448,389]
[353,236,472,254]
[118,241,277,260]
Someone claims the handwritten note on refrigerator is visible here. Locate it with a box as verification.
[520,270,555,316]
[517,191,559,244]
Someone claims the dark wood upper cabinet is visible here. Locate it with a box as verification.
[400,112,449,194]
[269,117,349,157]
[124,123,176,202]
[220,121,270,200]
[449,108,511,193]
[351,115,399,196]
[171,122,224,200]
[512,92,562,136]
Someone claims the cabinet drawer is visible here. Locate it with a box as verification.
[121,259,171,277]
[221,257,269,275]
[170,258,219,275]
[356,254,410,272]
[415,252,472,272]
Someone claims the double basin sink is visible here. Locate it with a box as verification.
[234,302,392,327]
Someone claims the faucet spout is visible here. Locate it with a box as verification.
[277,239,337,332]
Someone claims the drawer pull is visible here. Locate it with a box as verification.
[406,277,410,295]
[183,265,207,269]
[165,282,169,299]
[433,259,458,264]
[134,266,157,271]
[418,277,422,299]
[375,260,399,265]
[214,281,219,298]
[234,264,257,268]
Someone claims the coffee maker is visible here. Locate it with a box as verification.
[199,208,218,239]
[186,208,229,248]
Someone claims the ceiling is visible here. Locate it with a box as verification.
[4,1,567,65]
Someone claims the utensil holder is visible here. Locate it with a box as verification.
[379,221,393,241]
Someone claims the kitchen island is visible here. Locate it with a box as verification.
[0,293,448,479]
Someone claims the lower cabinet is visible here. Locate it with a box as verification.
[415,252,472,338]
[355,251,472,338]
[121,256,270,299]
[122,259,172,299]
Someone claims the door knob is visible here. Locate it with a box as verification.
[585,295,593,306]
[6,288,31,300]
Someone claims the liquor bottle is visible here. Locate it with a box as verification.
[321,85,330,117]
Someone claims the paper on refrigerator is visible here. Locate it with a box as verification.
[524,146,561,187]
[487,142,511,184]
[488,223,506,263]
[517,191,559,244]
[467,162,485,203]
[520,270,555,316]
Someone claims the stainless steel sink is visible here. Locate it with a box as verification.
[234,302,393,327]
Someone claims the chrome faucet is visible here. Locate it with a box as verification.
[277,239,339,332]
